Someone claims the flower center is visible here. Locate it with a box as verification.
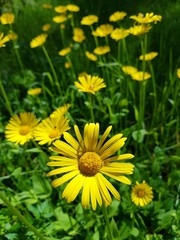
[19,125,30,135]
[137,189,145,198]
[78,152,102,176]
[49,127,59,139]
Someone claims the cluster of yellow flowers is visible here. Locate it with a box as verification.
[2,6,162,210]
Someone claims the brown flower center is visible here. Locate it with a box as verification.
[78,152,102,176]
[19,125,30,135]
[49,127,59,139]
[137,189,145,198]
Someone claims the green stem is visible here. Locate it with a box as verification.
[102,204,113,240]
[88,93,95,122]
[0,78,13,116]
[0,191,46,240]
[42,45,61,94]
[10,25,24,72]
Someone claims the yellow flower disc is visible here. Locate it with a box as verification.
[19,125,30,135]
[78,152,102,176]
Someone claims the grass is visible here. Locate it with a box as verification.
[0,0,180,239]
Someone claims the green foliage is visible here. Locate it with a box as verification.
[0,0,180,239]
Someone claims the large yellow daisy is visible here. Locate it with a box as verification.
[131,181,153,206]
[5,112,39,145]
[47,123,134,210]
[34,115,70,145]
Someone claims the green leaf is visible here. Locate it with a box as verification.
[130,227,139,237]
[110,218,120,240]
[132,129,147,143]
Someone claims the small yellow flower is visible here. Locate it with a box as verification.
[54,5,67,13]
[177,68,180,79]
[47,122,134,210]
[74,74,106,94]
[122,66,138,75]
[139,52,158,61]
[64,62,71,68]
[93,46,110,55]
[131,71,151,81]
[131,181,153,206]
[50,104,71,118]
[128,24,152,36]
[110,28,129,41]
[42,24,51,32]
[0,12,15,24]
[7,30,18,40]
[5,112,39,145]
[58,47,71,56]
[0,32,10,48]
[53,15,67,24]
[109,11,127,22]
[81,15,98,26]
[30,34,48,48]
[73,28,85,43]
[92,24,114,37]
[42,4,53,9]
[66,4,80,12]
[130,12,162,24]
[34,115,70,145]
[27,88,42,96]
[85,51,97,61]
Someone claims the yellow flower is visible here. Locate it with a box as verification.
[74,74,106,94]
[52,15,67,24]
[27,88,42,96]
[58,47,71,56]
[93,46,110,55]
[0,32,10,48]
[128,24,152,35]
[50,104,71,118]
[34,115,70,145]
[0,12,15,24]
[7,30,18,40]
[177,68,180,79]
[5,112,39,145]
[30,34,48,48]
[109,11,127,22]
[131,71,151,81]
[64,62,71,68]
[131,181,153,206]
[122,66,138,75]
[73,28,85,43]
[92,24,114,37]
[47,123,134,210]
[110,28,129,41]
[130,12,162,24]
[85,51,97,61]
[42,24,51,32]
[54,5,67,13]
[81,15,98,26]
[139,52,158,61]
[42,4,53,9]
[66,4,80,12]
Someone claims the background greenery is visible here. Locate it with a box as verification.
[0,0,180,239]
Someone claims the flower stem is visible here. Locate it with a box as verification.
[88,93,95,122]
[42,45,61,94]
[102,204,113,240]
[0,191,46,240]
[0,78,13,116]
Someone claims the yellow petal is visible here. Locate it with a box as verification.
[47,165,78,177]
[96,126,112,151]
[51,170,79,187]
[62,174,85,202]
